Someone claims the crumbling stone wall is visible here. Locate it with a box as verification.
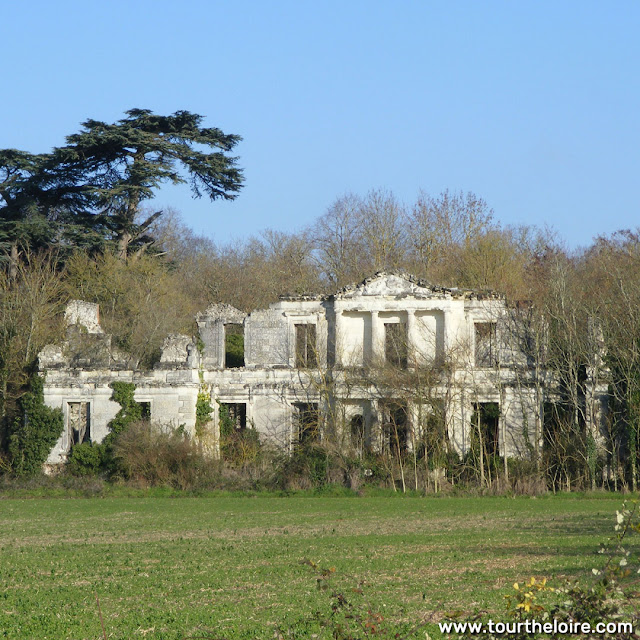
[39,272,610,467]
[196,303,246,369]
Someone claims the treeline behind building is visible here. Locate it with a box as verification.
[2,186,640,492]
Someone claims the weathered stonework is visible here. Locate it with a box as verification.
[65,300,104,334]
[196,303,246,369]
[39,273,608,466]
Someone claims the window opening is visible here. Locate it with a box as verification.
[294,402,320,445]
[350,414,365,452]
[382,402,408,455]
[225,324,244,368]
[384,323,408,369]
[295,324,317,368]
[471,402,500,458]
[475,322,497,367]
[220,402,247,431]
[139,402,151,422]
[68,402,90,446]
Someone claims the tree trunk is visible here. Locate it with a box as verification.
[630,424,637,493]
[117,232,132,261]
[9,242,18,280]
[477,420,485,487]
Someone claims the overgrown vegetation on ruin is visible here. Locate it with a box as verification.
[4,180,640,491]
[6,374,63,476]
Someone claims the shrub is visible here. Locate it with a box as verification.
[112,421,219,490]
[221,426,261,467]
[274,444,355,490]
[66,442,104,476]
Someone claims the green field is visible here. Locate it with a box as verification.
[0,492,634,639]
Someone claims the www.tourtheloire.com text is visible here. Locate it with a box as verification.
[438,619,634,636]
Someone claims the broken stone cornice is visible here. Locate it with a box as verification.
[277,271,505,303]
[278,292,325,302]
[327,271,504,301]
[195,303,246,324]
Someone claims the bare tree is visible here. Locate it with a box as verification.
[407,190,494,280]
[310,194,365,289]
[356,189,409,274]
[584,231,640,491]
[0,250,67,440]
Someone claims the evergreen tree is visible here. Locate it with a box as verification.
[0,150,52,278]
[0,109,244,263]
[51,108,243,258]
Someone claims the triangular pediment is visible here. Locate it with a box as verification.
[335,272,453,299]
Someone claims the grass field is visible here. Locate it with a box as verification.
[0,491,635,639]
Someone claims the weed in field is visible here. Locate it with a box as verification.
[450,502,640,639]
[0,494,633,639]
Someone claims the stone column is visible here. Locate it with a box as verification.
[443,308,455,357]
[334,309,343,366]
[370,311,382,364]
[406,309,417,366]
[368,398,380,452]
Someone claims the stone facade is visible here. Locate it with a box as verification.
[39,272,607,465]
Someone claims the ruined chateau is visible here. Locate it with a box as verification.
[39,272,608,465]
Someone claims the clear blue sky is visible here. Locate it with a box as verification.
[1,1,638,248]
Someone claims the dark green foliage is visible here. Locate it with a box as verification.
[0,109,244,262]
[279,444,331,488]
[50,109,244,257]
[195,390,213,434]
[107,382,142,438]
[0,149,109,263]
[218,402,234,438]
[66,442,103,476]
[7,374,63,476]
[0,150,51,262]
[100,382,143,476]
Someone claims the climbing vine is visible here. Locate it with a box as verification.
[8,374,64,476]
[218,401,234,438]
[195,388,213,437]
[107,382,143,438]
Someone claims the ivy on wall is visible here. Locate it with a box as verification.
[8,374,64,476]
